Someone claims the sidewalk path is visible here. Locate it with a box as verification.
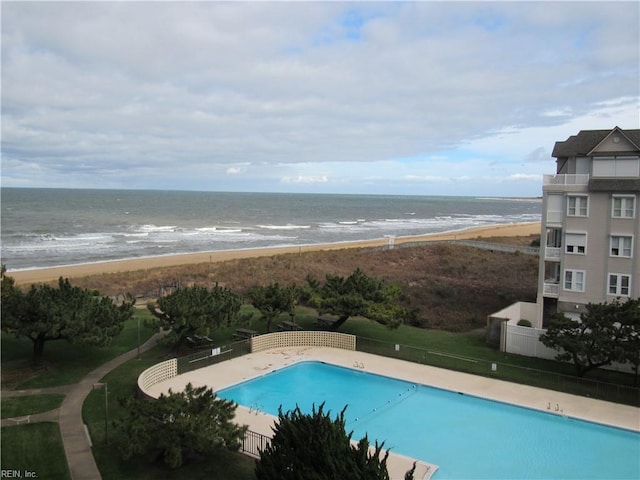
[1,332,165,480]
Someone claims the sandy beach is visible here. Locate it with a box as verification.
[10,222,540,285]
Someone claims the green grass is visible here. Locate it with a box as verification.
[81,305,638,478]
[0,423,71,479]
[294,307,636,380]
[93,448,255,480]
[1,394,65,419]
[1,311,156,389]
[5,302,635,480]
[83,344,256,480]
[0,311,160,480]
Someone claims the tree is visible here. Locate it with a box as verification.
[247,282,298,332]
[1,269,134,362]
[540,299,640,377]
[255,402,415,480]
[147,284,244,351]
[616,298,640,385]
[114,383,247,469]
[304,268,407,330]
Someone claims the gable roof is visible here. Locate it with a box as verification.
[552,127,640,158]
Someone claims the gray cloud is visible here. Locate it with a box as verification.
[525,147,551,163]
[1,1,638,195]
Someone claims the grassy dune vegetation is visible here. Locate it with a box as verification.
[63,235,540,333]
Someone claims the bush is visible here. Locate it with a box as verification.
[256,403,415,480]
[517,319,533,327]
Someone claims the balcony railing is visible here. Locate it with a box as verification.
[543,282,560,297]
[543,174,589,185]
[545,247,561,259]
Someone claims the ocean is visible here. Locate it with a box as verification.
[1,188,541,271]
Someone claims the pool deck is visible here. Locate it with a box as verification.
[147,346,640,480]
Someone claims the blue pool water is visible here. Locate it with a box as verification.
[217,361,640,479]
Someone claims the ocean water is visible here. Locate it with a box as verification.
[0,188,540,271]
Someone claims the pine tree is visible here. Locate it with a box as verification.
[256,402,415,480]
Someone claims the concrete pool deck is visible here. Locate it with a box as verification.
[146,346,640,480]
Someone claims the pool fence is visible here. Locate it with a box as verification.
[240,429,270,458]
[137,330,639,471]
[139,331,639,407]
[355,336,639,406]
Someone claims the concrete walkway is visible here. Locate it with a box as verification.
[1,332,164,480]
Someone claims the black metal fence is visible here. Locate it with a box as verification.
[169,333,638,406]
[240,429,270,458]
[176,339,252,375]
[355,336,640,407]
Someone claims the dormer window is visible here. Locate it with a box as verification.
[592,156,640,177]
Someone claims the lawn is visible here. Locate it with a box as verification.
[1,310,156,389]
[0,312,159,480]
[1,394,65,419]
[0,423,70,480]
[5,303,637,480]
[83,344,256,480]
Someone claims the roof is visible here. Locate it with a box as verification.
[551,127,640,158]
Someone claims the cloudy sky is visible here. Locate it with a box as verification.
[1,1,638,197]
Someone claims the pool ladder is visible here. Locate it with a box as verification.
[249,403,263,415]
[547,402,564,415]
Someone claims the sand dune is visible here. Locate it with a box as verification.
[10,222,540,285]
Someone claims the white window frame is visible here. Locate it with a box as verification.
[608,273,631,297]
[564,269,585,292]
[565,232,587,255]
[612,195,636,219]
[610,235,633,258]
[567,195,588,217]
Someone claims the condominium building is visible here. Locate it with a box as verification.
[538,126,640,326]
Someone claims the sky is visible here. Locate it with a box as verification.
[1,1,639,197]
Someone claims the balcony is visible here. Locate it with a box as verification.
[543,282,560,297]
[545,247,561,259]
[543,174,589,185]
[545,210,563,224]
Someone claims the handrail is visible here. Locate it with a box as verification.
[543,174,590,185]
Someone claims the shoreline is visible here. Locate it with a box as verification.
[9,222,540,285]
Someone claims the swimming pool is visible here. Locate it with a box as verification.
[217,361,640,479]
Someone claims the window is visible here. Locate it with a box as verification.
[610,236,632,257]
[564,270,585,292]
[593,156,640,177]
[608,274,631,296]
[612,196,636,218]
[565,233,586,254]
[567,195,588,217]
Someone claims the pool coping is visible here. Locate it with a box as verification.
[146,346,640,479]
